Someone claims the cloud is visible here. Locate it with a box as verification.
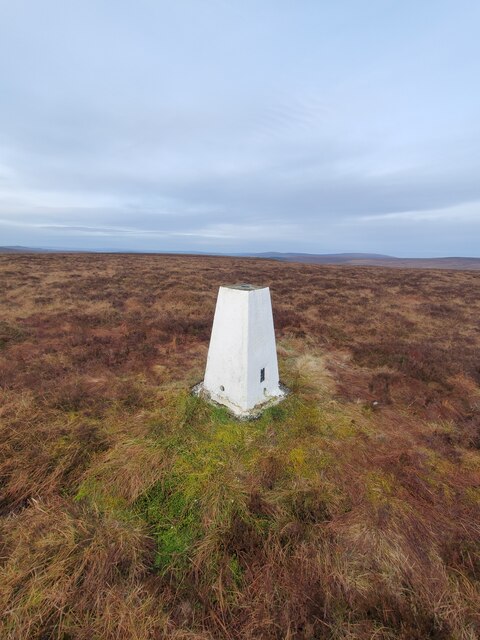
[357,200,480,224]
[1,1,479,255]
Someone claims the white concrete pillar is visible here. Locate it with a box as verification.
[198,284,285,417]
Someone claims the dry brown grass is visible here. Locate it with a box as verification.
[0,253,479,639]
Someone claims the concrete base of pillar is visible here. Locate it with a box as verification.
[192,381,289,420]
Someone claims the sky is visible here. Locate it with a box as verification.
[0,0,479,256]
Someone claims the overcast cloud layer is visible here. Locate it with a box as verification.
[1,0,479,255]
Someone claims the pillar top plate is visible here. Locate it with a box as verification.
[224,283,265,291]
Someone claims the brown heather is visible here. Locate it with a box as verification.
[0,252,479,639]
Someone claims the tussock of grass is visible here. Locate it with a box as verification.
[0,497,165,640]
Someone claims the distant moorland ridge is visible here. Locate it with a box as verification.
[254,252,480,270]
[2,246,480,270]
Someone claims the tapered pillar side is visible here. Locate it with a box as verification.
[199,284,286,417]
[203,286,249,412]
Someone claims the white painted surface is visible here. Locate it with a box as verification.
[202,284,283,415]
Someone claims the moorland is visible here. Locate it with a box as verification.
[0,253,479,639]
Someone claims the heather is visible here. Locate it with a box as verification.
[0,253,479,639]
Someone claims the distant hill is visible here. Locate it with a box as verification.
[2,247,480,269]
[0,245,58,253]
[254,252,394,263]
[252,252,480,270]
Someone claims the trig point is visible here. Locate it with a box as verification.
[194,284,286,418]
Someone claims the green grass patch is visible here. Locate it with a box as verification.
[75,477,133,517]
[135,476,202,575]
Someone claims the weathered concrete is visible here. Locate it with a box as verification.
[195,284,286,417]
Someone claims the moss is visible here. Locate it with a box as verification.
[228,554,244,589]
[365,471,396,506]
[75,478,132,518]
[135,477,202,575]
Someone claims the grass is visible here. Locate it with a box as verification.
[0,253,479,639]
[136,476,202,575]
